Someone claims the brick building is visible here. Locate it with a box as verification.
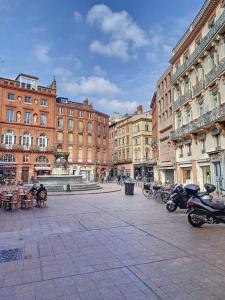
[56,97,109,181]
[0,74,109,184]
[150,92,159,182]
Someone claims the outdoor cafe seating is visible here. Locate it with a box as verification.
[0,184,47,212]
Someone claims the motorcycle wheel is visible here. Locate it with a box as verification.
[188,211,205,227]
[166,202,177,212]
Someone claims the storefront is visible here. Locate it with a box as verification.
[35,166,51,176]
[209,151,224,193]
[198,159,211,190]
[160,167,175,184]
[134,164,154,181]
[177,162,192,184]
[79,168,92,182]
[0,164,17,184]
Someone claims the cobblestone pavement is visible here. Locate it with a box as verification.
[1,184,225,299]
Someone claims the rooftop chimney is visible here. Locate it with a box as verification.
[136,105,143,114]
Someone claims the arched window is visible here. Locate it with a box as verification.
[0,154,16,162]
[2,131,16,145]
[20,132,32,147]
[38,134,48,148]
[36,156,49,164]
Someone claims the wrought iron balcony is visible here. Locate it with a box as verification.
[170,102,225,140]
[173,90,191,110]
[192,80,204,97]
[205,57,225,86]
[0,144,56,153]
[171,10,225,83]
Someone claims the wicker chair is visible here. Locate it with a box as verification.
[37,190,47,208]
[10,192,19,211]
[21,191,33,209]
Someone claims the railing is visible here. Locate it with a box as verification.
[0,144,56,153]
[170,102,225,139]
[205,57,225,86]
[171,10,225,83]
[174,90,191,110]
[192,80,204,97]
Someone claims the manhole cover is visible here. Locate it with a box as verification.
[0,248,23,263]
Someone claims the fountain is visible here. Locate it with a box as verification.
[37,152,101,192]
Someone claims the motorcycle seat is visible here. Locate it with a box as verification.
[201,199,225,210]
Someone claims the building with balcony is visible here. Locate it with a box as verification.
[150,92,159,182]
[0,74,56,183]
[56,97,109,181]
[109,106,153,179]
[157,66,175,184]
[170,0,225,191]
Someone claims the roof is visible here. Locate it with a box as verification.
[15,73,39,81]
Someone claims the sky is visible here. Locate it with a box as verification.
[0,0,204,116]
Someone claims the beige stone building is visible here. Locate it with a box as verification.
[170,0,225,191]
[109,106,153,180]
[157,66,175,183]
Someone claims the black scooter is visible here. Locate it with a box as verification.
[186,184,224,227]
[166,183,212,213]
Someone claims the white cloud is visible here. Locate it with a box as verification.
[34,44,51,63]
[54,67,72,80]
[97,98,137,114]
[87,4,148,61]
[64,76,120,97]
[73,10,83,23]
[93,65,106,77]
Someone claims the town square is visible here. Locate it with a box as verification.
[1,0,225,299]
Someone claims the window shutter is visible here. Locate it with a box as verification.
[36,137,39,146]
[31,137,33,146]
[19,136,22,145]
[14,135,16,144]
[1,135,4,143]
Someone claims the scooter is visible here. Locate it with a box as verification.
[166,183,212,213]
[186,184,225,227]
[166,184,188,212]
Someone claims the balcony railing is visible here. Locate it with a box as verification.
[0,144,56,153]
[192,80,204,97]
[205,57,225,86]
[171,102,225,140]
[171,10,225,83]
[174,90,191,110]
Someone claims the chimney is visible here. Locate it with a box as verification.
[83,98,89,106]
[136,105,143,114]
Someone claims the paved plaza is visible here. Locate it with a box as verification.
[0,184,225,299]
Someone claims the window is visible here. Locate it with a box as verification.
[211,92,218,109]
[23,155,29,163]
[78,134,83,146]
[186,109,192,123]
[0,154,15,163]
[68,133,73,144]
[3,131,15,145]
[20,132,32,147]
[78,111,83,118]
[78,148,82,162]
[195,36,202,48]
[97,124,101,136]
[88,113,92,119]
[68,119,74,130]
[36,156,49,163]
[87,122,92,133]
[103,126,106,136]
[201,140,206,153]
[88,135,92,146]
[6,109,14,122]
[214,134,221,149]
[38,134,48,148]
[68,146,73,162]
[24,112,30,124]
[187,144,191,156]
[145,148,150,160]
[199,101,204,116]
[145,137,150,145]
[208,16,215,29]
[178,146,183,158]
[41,99,47,106]
[78,121,83,132]
[41,114,47,126]
[57,132,63,143]
[58,107,63,114]
[145,123,149,131]
[68,109,73,116]
[87,149,92,162]
[25,96,31,104]
[8,93,14,100]
[57,118,63,128]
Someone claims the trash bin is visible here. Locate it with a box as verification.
[124,181,135,195]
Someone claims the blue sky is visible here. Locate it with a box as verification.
[0,0,204,115]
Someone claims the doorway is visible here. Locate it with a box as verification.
[21,167,29,183]
[212,161,223,193]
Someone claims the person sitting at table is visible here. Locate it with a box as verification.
[36,184,47,207]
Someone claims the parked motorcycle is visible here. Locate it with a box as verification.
[166,183,211,212]
[186,184,225,227]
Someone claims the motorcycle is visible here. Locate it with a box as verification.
[186,184,225,227]
[166,183,211,213]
